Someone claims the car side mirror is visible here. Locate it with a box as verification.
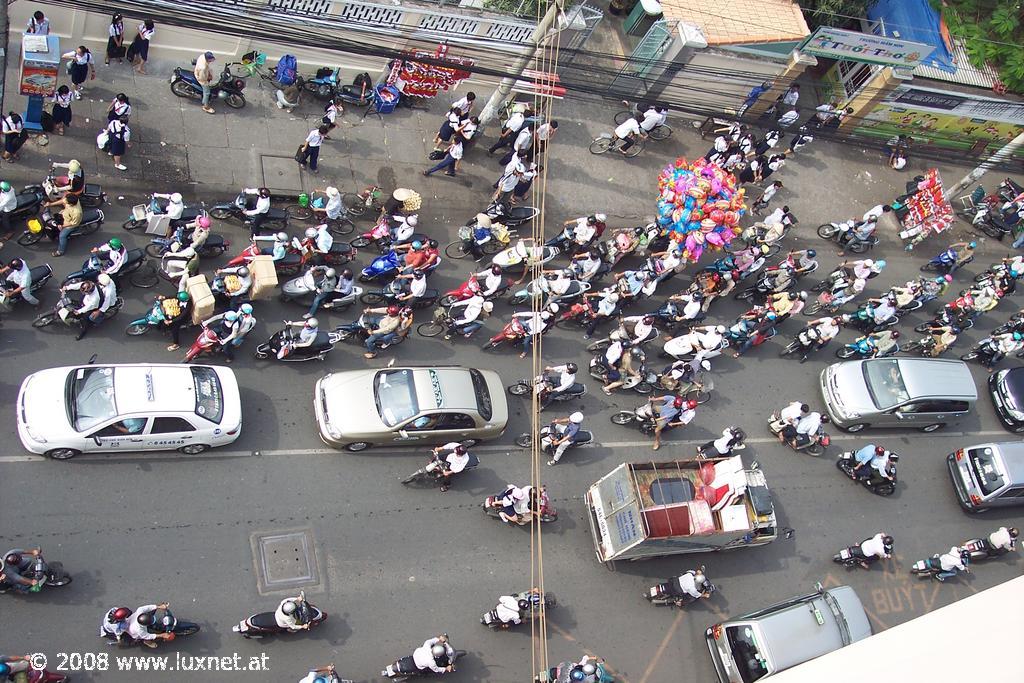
[398,430,409,438]
[894,411,905,419]
[94,436,102,445]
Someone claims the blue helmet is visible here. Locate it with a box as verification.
[874,259,886,269]
[411,240,423,250]
[570,671,586,682]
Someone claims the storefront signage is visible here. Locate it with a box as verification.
[800,26,934,68]
[894,89,967,111]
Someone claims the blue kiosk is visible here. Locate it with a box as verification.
[20,34,60,132]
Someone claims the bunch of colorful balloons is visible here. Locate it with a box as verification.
[656,157,747,262]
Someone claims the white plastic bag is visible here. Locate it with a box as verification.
[96,130,109,149]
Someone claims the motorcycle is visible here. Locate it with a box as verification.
[0,264,52,310]
[767,412,830,456]
[816,220,878,254]
[836,450,899,496]
[661,333,728,362]
[914,306,974,333]
[122,194,208,232]
[960,537,1014,563]
[183,323,226,363]
[32,290,123,330]
[334,314,408,351]
[17,207,104,248]
[993,311,1024,336]
[911,549,971,582]
[253,325,344,362]
[481,591,556,629]
[588,353,655,395]
[350,216,428,254]
[833,538,892,569]
[610,401,692,435]
[401,449,480,486]
[535,661,615,683]
[483,487,558,524]
[280,269,362,310]
[446,221,516,260]
[586,325,659,353]
[125,298,184,336]
[507,374,587,410]
[1,184,47,224]
[170,63,246,108]
[481,317,529,351]
[491,241,559,270]
[733,269,794,304]
[361,280,439,310]
[232,591,326,638]
[440,273,509,307]
[358,250,441,283]
[61,248,146,287]
[920,249,973,275]
[696,426,746,458]
[208,192,288,231]
[779,324,837,361]
[835,335,898,359]
[961,338,1020,368]
[508,276,590,307]
[725,318,777,355]
[145,232,228,260]
[842,307,898,335]
[303,68,373,104]
[106,607,200,645]
[382,635,466,681]
[514,423,594,453]
[481,200,539,228]
[35,165,106,206]
[644,567,717,607]
[646,299,706,333]
[226,239,307,277]
[0,552,72,593]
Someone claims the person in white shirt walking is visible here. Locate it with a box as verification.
[105,118,131,171]
[127,20,156,74]
[423,133,465,178]
[488,103,532,155]
[298,125,329,173]
[61,46,95,100]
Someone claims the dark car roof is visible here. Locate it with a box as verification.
[1000,367,1024,402]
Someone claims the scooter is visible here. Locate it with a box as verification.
[17,207,104,248]
[779,325,837,362]
[481,317,528,351]
[208,192,288,231]
[232,591,326,638]
[334,314,408,351]
[183,324,226,363]
[361,280,439,310]
[0,264,52,311]
[483,487,558,524]
[107,607,200,645]
[280,269,362,310]
[514,424,594,453]
[61,248,146,287]
[911,549,971,582]
[833,538,892,569]
[122,194,207,232]
[507,374,587,410]
[661,333,728,361]
[253,325,344,362]
[508,276,590,307]
[349,214,426,253]
[32,290,123,330]
[610,401,688,436]
[382,635,466,681]
[816,220,878,254]
[170,63,246,108]
[535,661,615,683]
[961,338,1019,368]
[440,273,509,307]
[0,552,72,593]
[226,239,306,277]
[481,591,556,629]
[34,165,106,206]
[842,307,898,335]
[481,200,539,228]
[145,232,229,259]
[359,250,441,283]
[125,298,182,337]
[835,450,898,496]
[960,537,1015,563]
[920,248,973,275]
[491,241,559,270]
[2,184,47,223]
[767,413,830,456]
[588,354,655,395]
[401,450,480,486]
[645,567,717,607]
[835,335,899,359]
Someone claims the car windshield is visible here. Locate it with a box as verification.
[68,367,117,432]
[969,447,1006,495]
[863,359,909,410]
[191,367,224,424]
[375,369,419,427]
[470,369,492,421]
[726,625,769,683]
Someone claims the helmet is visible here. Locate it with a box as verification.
[108,237,123,250]
[687,399,698,410]
[407,216,419,227]
[0,181,10,191]
[1009,527,1019,538]
[788,292,797,300]
[8,257,22,269]
[806,249,816,258]
[715,325,726,334]
[68,159,81,173]
[570,671,586,682]
[305,318,319,328]
[570,411,584,424]
[875,445,885,455]
[325,186,340,197]
[4,552,21,565]
[607,292,619,304]
[693,291,704,300]
[258,187,270,197]
[594,213,607,222]
[0,664,9,676]
[799,291,808,301]
[197,215,211,229]
[413,270,424,279]
[177,291,190,302]
[875,259,887,269]
[642,315,655,325]
[170,192,183,203]
[136,612,154,626]
[547,302,560,315]
[305,227,317,239]
[224,311,239,322]
[969,241,977,248]
[673,396,684,408]
[482,301,494,312]
[863,259,873,267]
[1014,332,1022,341]
[491,265,502,275]
[237,267,249,278]
[387,305,400,316]
[239,303,253,315]
[97,273,112,286]
[341,269,352,279]
[428,239,438,249]
[566,362,578,373]
[431,644,447,658]
[454,445,467,455]
[892,330,900,339]
[411,241,423,250]
[582,664,597,676]
[281,600,297,615]
[765,311,777,321]
[276,232,288,242]
[325,268,337,278]
[517,598,530,611]
[110,607,132,622]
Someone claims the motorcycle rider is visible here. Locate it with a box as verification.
[313,186,344,223]
[253,231,293,262]
[611,314,657,346]
[663,290,704,329]
[615,268,656,301]
[211,265,252,302]
[300,663,340,683]
[479,264,504,298]
[464,213,494,261]
[670,324,727,358]
[698,426,746,458]
[491,589,541,627]
[657,356,705,392]
[275,595,312,632]
[795,316,842,362]
[923,322,959,356]
[730,309,776,357]
[766,290,802,319]
[0,257,38,306]
[60,278,103,340]
[242,187,272,233]
[217,303,256,362]
[988,526,1019,553]
[780,408,826,449]
[568,249,603,282]
[153,192,185,236]
[744,205,794,246]
[278,318,320,359]
[784,248,817,275]
[496,485,530,524]
[583,289,619,338]
[670,567,714,602]
[850,329,900,357]
[935,546,968,578]
[732,243,768,275]
[513,307,555,359]
[431,442,472,492]
[978,331,1024,369]
[303,223,335,257]
[649,395,697,451]
[857,532,894,569]
[305,266,339,318]
[536,362,578,403]
[45,192,83,257]
[360,305,404,359]
[922,274,953,300]
[51,159,85,198]
[99,606,133,643]
[183,215,212,251]
[88,237,128,276]
[409,635,455,675]
[127,602,175,648]
[390,270,428,304]
[600,339,642,394]
[0,547,43,592]
[852,444,893,481]
[543,411,585,465]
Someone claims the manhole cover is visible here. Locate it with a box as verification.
[251,528,319,593]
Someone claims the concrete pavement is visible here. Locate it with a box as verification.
[0,52,1022,683]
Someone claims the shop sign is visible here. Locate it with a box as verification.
[800,26,934,68]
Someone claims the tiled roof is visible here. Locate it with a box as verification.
[658,0,810,45]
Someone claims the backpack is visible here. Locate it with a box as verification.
[275,54,298,86]
[352,72,372,90]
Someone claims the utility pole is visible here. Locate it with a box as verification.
[0,0,9,114]
[478,1,563,127]
[948,131,1024,196]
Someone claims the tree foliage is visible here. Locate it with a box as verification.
[800,0,875,29]
[938,0,1024,92]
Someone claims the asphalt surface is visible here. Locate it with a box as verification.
[2,110,1023,682]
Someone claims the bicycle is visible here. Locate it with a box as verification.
[589,132,645,158]
[613,106,672,141]
[226,50,275,82]
[342,185,384,218]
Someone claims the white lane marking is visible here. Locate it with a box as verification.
[0,428,1013,463]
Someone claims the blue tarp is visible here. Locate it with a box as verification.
[868,0,956,73]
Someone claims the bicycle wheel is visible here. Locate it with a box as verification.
[129,262,160,289]
[445,240,471,260]
[125,322,152,336]
[589,137,614,155]
[287,203,313,221]
[342,193,367,217]
[329,217,355,236]
[649,124,672,141]
[610,411,635,425]
[144,242,167,258]
[624,138,645,158]
[613,110,632,125]
[350,235,372,249]
[417,321,446,338]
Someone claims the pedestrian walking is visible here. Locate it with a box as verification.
[423,133,465,177]
[49,85,73,136]
[501,125,534,165]
[705,135,728,164]
[433,106,463,151]
[126,19,155,74]
[106,93,131,122]
[736,80,772,117]
[512,161,539,203]
[762,154,786,180]
[738,155,764,185]
[61,46,95,100]
[106,14,125,65]
[751,181,783,214]
[494,156,523,204]
[535,120,558,156]
[104,118,131,171]
[194,51,217,114]
[488,103,531,155]
[321,98,341,134]
[787,126,813,154]
[1,113,26,163]
[297,124,329,173]
[26,10,50,34]
[737,132,756,158]
[451,91,476,116]
[753,129,781,157]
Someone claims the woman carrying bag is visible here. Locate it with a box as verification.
[126,20,155,74]
[106,14,125,65]
[1,113,26,162]
[62,46,95,100]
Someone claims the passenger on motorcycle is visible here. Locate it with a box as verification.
[733,244,769,274]
[852,444,888,479]
[650,395,697,451]
[647,244,683,278]
[218,304,256,361]
[254,231,293,261]
[888,281,921,309]
[431,442,472,492]
[858,532,894,568]
[779,409,826,449]
[601,340,642,394]
[278,318,319,359]
[657,357,703,392]
[99,606,133,642]
[672,324,727,357]
[544,412,585,465]
[448,295,492,339]
[989,526,1019,553]
[730,310,776,357]
[128,603,175,648]
[89,237,128,275]
[972,284,1000,312]
[700,271,735,309]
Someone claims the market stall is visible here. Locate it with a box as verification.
[656,158,748,263]
[897,169,954,248]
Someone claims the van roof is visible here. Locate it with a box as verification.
[895,358,978,400]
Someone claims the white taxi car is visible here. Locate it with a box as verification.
[17,363,242,459]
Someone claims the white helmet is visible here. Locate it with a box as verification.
[170,192,183,203]
[97,273,112,286]
[863,258,873,267]
[483,301,494,312]
[570,411,584,424]
[325,186,339,197]
[305,227,317,239]
[324,268,337,278]
[281,600,297,615]
[431,644,447,658]
[406,215,419,227]
[607,292,620,303]
[594,213,607,222]
[716,325,726,334]
[305,317,319,328]
[276,232,288,242]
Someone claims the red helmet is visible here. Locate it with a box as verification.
[386,305,400,316]
[875,445,885,455]
[673,396,683,408]
[109,607,132,622]
[687,399,698,410]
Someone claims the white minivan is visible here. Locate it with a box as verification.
[17,364,242,459]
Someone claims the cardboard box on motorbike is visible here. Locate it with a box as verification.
[248,255,278,300]
[186,274,215,326]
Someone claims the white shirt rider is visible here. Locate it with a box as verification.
[547,364,576,393]
[640,108,666,132]
[243,188,270,216]
[126,605,160,642]
[314,223,334,253]
[595,291,618,317]
[479,270,501,297]
[452,295,484,327]
[274,597,305,630]
[938,546,966,572]
[438,442,470,473]
[676,571,706,599]
[860,532,891,559]
[324,192,343,220]
[614,117,641,141]
[573,218,596,245]
[989,527,1016,552]
[65,281,100,316]
[412,637,453,674]
[871,298,895,324]
[98,278,118,313]
[604,340,623,367]
[153,193,184,220]
[495,595,522,624]
[779,401,804,424]
[95,244,127,275]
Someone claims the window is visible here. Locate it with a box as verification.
[726,625,769,683]
[864,360,908,410]
[191,367,224,424]
[1001,486,1024,498]
[901,401,947,413]
[90,418,147,438]
[375,369,419,427]
[968,448,1006,496]
[151,417,196,434]
[69,366,118,432]
[406,413,475,431]
[470,369,493,421]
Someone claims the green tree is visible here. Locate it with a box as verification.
[938,0,1024,93]
[801,0,876,29]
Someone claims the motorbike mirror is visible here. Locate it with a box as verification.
[699,359,711,371]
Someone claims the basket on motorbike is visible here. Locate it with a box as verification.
[26,217,43,234]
